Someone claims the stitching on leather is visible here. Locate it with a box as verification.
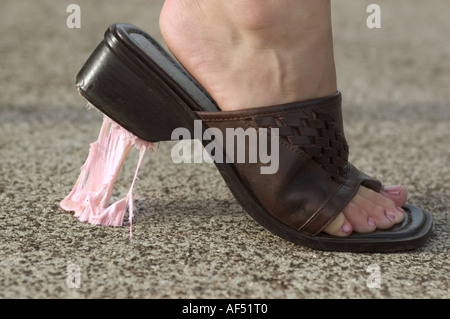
[235,119,309,157]
[297,182,345,234]
[279,138,306,156]
[303,165,360,235]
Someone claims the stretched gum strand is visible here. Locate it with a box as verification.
[60,113,153,237]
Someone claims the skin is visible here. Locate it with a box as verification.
[159,0,406,236]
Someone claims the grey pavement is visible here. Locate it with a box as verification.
[0,0,448,299]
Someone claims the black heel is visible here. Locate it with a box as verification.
[76,23,218,142]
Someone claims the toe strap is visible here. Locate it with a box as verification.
[352,163,382,192]
[300,163,382,235]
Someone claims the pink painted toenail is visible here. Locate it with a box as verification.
[397,206,405,213]
[368,218,376,227]
[385,212,396,222]
[342,221,352,233]
[382,185,402,195]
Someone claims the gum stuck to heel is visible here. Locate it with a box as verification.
[60,113,153,236]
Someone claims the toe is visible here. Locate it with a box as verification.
[342,201,377,233]
[323,212,353,237]
[357,187,405,227]
[379,184,408,207]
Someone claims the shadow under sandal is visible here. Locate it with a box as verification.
[71,23,433,252]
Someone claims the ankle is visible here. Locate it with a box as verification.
[160,0,337,110]
[226,0,338,103]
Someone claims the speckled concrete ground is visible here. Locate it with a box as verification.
[0,0,448,299]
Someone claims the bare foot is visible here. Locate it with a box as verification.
[324,185,407,236]
[159,0,406,237]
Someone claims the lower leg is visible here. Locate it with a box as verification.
[160,0,337,110]
[159,0,406,236]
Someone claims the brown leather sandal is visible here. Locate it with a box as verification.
[73,23,433,252]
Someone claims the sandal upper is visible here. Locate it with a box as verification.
[197,92,381,235]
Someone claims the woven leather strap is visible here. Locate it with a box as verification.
[253,108,349,184]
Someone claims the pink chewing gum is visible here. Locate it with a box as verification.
[60,113,153,237]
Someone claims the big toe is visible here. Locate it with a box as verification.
[357,186,405,226]
[379,184,408,207]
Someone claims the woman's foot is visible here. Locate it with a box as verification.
[159,0,406,237]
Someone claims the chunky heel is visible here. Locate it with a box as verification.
[76,23,219,142]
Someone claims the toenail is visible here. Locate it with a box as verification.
[382,185,402,196]
[368,217,376,227]
[397,206,405,214]
[383,185,402,193]
[342,221,352,233]
[385,212,396,222]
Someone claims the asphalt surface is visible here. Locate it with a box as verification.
[0,0,448,299]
